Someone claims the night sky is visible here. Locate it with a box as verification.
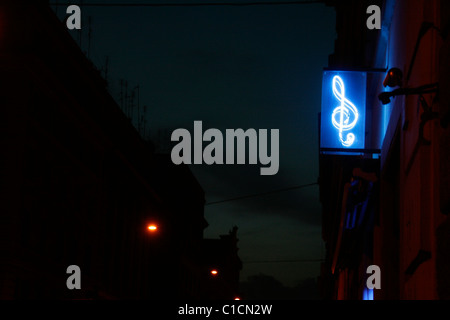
[55,0,336,289]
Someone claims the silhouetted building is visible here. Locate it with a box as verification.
[0,1,241,299]
[150,155,243,300]
[319,0,450,299]
[196,227,242,300]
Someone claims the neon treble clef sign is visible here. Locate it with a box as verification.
[320,71,366,152]
[331,76,359,147]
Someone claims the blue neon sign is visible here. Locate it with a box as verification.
[320,71,367,150]
[363,287,374,300]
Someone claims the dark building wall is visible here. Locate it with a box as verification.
[372,0,445,300]
[0,1,242,300]
[319,0,384,300]
[0,2,165,299]
[437,0,450,300]
[324,0,383,69]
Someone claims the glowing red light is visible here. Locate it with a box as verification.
[147,224,158,232]
[210,269,218,276]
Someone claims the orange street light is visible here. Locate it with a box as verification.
[210,269,218,276]
[147,224,158,232]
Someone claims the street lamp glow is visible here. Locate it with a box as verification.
[147,224,158,232]
[210,269,218,276]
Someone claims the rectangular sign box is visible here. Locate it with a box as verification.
[320,70,367,152]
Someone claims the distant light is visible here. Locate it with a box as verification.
[210,269,218,276]
[147,224,158,232]
[234,297,240,300]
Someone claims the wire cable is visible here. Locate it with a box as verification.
[205,182,318,206]
[50,1,322,7]
[243,259,324,264]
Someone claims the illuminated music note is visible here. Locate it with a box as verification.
[331,76,359,147]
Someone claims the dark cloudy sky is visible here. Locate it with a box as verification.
[56,0,336,288]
